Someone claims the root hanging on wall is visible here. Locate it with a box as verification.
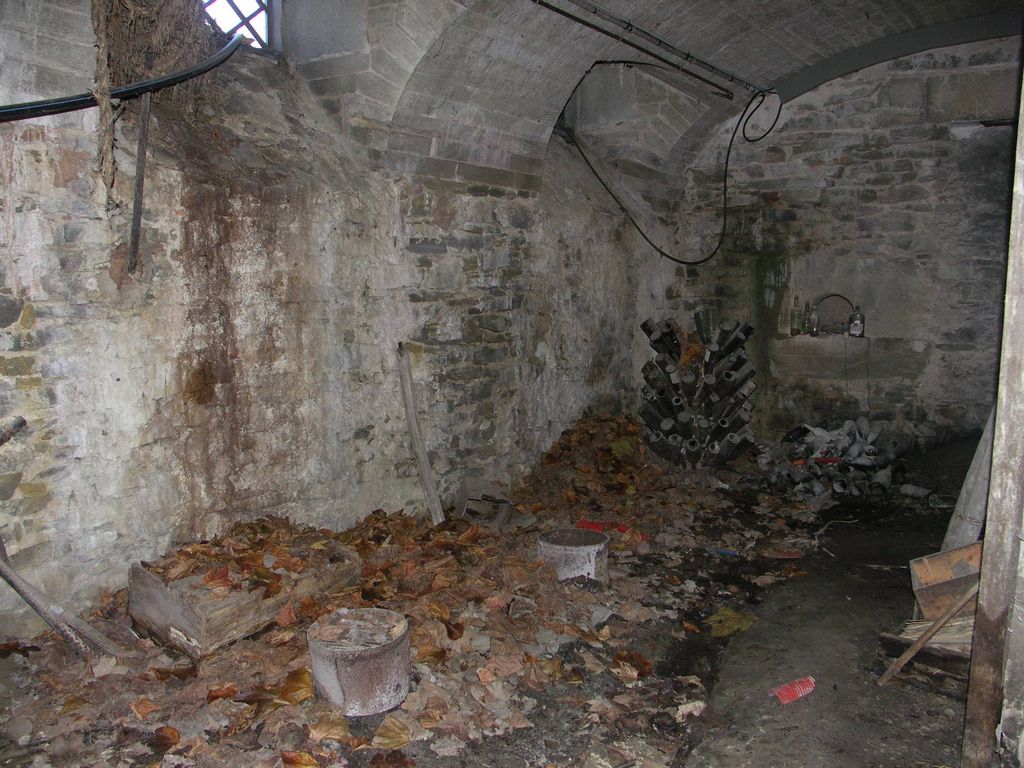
[638,316,757,468]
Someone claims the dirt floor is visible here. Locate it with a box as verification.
[0,416,977,768]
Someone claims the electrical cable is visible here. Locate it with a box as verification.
[566,83,782,266]
[0,33,244,123]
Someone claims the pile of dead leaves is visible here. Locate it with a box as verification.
[142,516,353,600]
[0,414,823,768]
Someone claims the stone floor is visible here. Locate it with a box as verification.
[0,420,977,768]
[687,521,963,768]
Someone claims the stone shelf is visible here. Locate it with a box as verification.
[769,335,931,381]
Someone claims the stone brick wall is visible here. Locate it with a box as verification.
[674,37,1020,436]
[0,1,644,636]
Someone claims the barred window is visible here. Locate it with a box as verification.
[202,0,270,49]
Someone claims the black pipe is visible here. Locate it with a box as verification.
[558,0,760,92]
[0,34,244,124]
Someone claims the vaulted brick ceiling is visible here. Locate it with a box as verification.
[376,0,1019,186]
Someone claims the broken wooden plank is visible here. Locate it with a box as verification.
[128,545,360,659]
[397,343,445,525]
[878,633,971,679]
[942,408,994,551]
[911,542,981,620]
[875,642,968,699]
[879,581,979,687]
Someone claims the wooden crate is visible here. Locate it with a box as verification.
[129,545,360,659]
[910,542,981,620]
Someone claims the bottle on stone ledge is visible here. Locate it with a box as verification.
[801,301,811,334]
[849,305,865,337]
[789,296,802,336]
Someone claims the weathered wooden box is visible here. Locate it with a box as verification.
[129,542,361,659]
[910,542,981,620]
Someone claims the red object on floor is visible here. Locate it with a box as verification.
[575,519,630,534]
[769,675,816,704]
[792,457,844,466]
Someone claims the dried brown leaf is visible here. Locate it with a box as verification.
[610,661,638,684]
[483,594,509,611]
[370,751,416,767]
[426,601,449,622]
[281,751,319,767]
[430,571,458,592]
[415,645,446,665]
[264,580,283,598]
[370,714,411,750]
[267,628,298,646]
[130,697,161,720]
[202,566,236,590]
[60,695,87,715]
[152,665,197,682]
[276,601,298,627]
[308,716,351,742]
[162,556,196,582]
[206,683,238,703]
[272,552,306,573]
[279,668,314,705]
[150,725,180,751]
[614,650,652,678]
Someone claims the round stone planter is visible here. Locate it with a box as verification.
[537,528,609,582]
[307,607,410,716]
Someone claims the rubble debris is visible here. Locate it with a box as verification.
[452,478,515,531]
[638,313,757,468]
[760,417,929,504]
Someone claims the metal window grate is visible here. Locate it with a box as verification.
[202,0,268,49]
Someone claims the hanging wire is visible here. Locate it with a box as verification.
[566,82,782,266]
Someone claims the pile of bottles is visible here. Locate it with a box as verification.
[789,296,865,337]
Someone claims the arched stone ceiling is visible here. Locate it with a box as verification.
[286,0,1018,188]
[382,0,1019,187]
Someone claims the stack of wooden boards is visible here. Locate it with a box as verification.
[878,541,980,696]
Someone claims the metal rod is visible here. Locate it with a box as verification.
[529,0,733,99]
[0,548,95,659]
[0,34,244,124]
[558,0,761,92]
[127,92,151,274]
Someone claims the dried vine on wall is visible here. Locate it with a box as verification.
[90,0,218,198]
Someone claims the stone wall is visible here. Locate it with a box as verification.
[675,37,1020,436]
[0,3,641,635]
